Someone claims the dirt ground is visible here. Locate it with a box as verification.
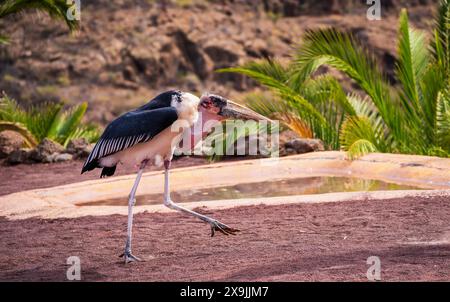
[0,195,448,281]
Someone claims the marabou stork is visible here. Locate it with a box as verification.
[81,90,269,263]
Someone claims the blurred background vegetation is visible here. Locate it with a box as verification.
[0,0,448,160]
[222,1,450,158]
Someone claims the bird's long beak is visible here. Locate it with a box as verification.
[200,93,272,122]
[219,99,272,122]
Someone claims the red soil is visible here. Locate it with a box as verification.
[0,196,448,281]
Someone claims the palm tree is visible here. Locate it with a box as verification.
[220,0,450,158]
[0,0,79,44]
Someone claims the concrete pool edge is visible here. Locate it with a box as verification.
[1,151,449,220]
[1,189,449,220]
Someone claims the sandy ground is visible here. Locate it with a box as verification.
[0,195,449,281]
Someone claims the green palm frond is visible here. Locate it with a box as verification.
[295,29,389,108]
[0,94,61,142]
[0,33,9,44]
[26,102,63,142]
[346,93,391,146]
[294,28,404,142]
[0,94,99,147]
[346,93,377,121]
[245,92,285,119]
[419,63,447,142]
[436,87,450,151]
[220,61,345,149]
[64,124,100,146]
[218,59,292,92]
[300,76,356,148]
[346,139,378,160]
[0,93,27,123]
[47,102,88,145]
[396,9,429,116]
[0,0,79,31]
[245,92,313,138]
[204,119,277,161]
[339,116,383,155]
[432,0,450,72]
[340,115,380,159]
[302,75,356,116]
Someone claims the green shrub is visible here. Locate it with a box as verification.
[0,93,100,148]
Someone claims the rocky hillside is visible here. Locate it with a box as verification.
[0,0,436,125]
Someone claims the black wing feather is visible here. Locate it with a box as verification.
[82,107,178,174]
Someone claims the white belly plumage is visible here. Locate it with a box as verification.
[99,126,184,168]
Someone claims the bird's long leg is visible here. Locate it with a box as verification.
[163,160,239,236]
[120,160,147,263]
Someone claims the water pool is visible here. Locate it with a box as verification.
[77,176,424,206]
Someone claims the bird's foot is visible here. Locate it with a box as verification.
[119,250,142,264]
[209,219,240,237]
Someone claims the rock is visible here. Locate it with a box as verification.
[66,138,88,153]
[122,47,161,84]
[284,138,325,154]
[54,153,73,162]
[29,138,65,162]
[41,153,56,163]
[6,148,32,165]
[204,39,244,68]
[66,138,92,158]
[41,152,73,163]
[244,39,273,58]
[0,131,25,159]
[183,73,202,91]
[171,29,212,80]
[284,147,297,156]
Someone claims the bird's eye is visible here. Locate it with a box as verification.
[172,94,182,103]
[201,99,212,108]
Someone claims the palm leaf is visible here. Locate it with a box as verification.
[244,92,313,138]
[346,93,393,149]
[274,112,313,138]
[0,33,9,44]
[294,28,405,144]
[218,59,292,92]
[339,116,382,155]
[26,102,63,142]
[47,102,88,145]
[0,93,28,123]
[64,124,100,146]
[436,87,450,151]
[204,120,264,159]
[0,0,79,31]
[1,93,99,147]
[396,9,429,117]
[244,92,284,119]
[420,63,447,143]
[0,121,38,147]
[432,0,450,72]
[221,60,341,145]
[346,139,378,160]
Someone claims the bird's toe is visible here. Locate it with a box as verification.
[210,220,240,237]
[120,251,142,264]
